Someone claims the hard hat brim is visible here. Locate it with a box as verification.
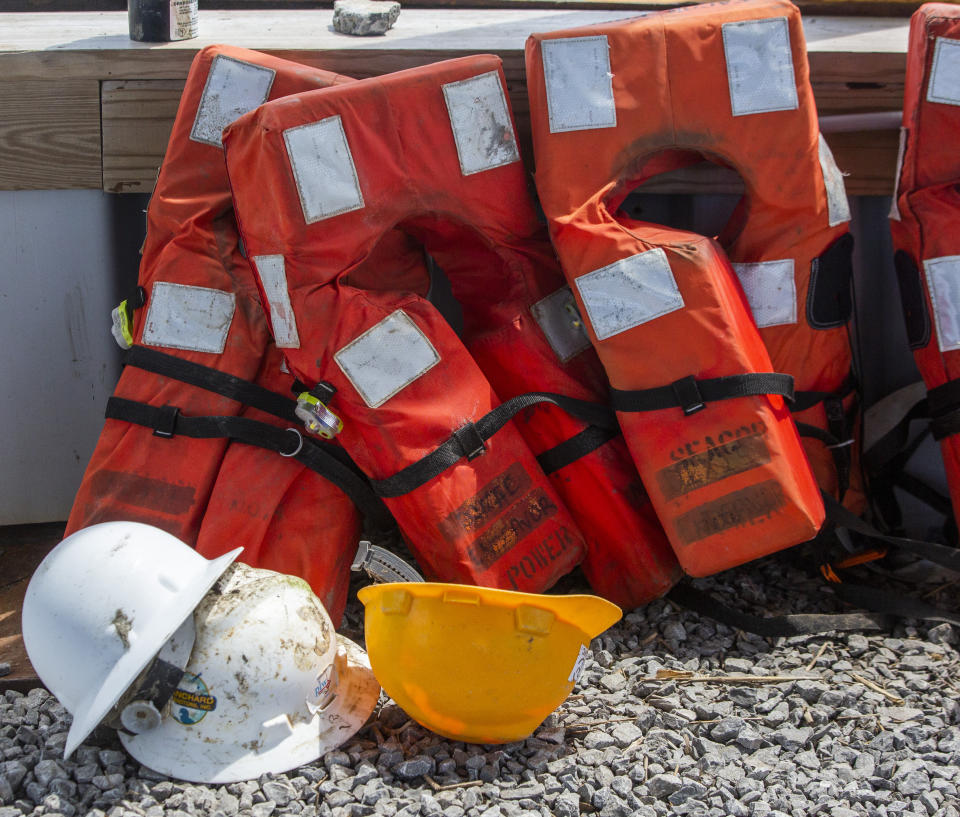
[62,546,242,759]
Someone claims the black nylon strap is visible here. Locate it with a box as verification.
[924,380,960,440]
[824,492,960,573]
[833,583,960,627]
[862,397,929,473]
[893,472,954,518]
[106,397,394,532]
[371,392,618,499]
[610,373,793,414]
[931,407,960,441]
[926,378,960,418]
[666,583,888,636]
[791,373,856,414]
[794,422,837,447]
[124,346,298,423]
[537,425,620,476]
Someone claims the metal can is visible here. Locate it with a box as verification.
[128,0,199,42]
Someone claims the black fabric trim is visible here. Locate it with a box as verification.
[806,233,854,329]
[124,346,298,423]
[894,249,932,350]
[370,392,617,499]
[106,397,395,532]
[610,373,794,414]
[537,425,620,476]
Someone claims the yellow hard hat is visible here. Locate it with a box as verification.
[357,582,622,744]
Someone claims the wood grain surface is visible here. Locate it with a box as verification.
[0,81,101,190]
[0,10,912,192]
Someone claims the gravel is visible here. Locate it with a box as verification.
[3,546,960,817]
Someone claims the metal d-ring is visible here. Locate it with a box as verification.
[280,428,304,458]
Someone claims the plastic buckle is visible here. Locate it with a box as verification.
[672,376,706,415]
[152,405,180,438]
[825,396,846,423]
[131,286,147,309]
[452,422,486,460]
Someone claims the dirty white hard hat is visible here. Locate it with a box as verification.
[118,562,380,783]
[22,521,241,759]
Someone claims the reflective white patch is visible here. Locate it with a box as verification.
[141,282,236,354]
[334,310,440,408]
[818,134,851,227]
[924,256,960,352]
[732,259,797,328]
[531,286,591,362]
[722,17,798,117]
[442,71,520,176]
[927,37,960,106]
[252,255,300,349]
[575,249,684,341]
[284,116,364,224]
[889,127,907,221]
[190,55,276,147]
[541,36,617,133]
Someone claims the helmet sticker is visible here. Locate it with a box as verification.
[567,644,590,684]
[307,663,340,714]
[170,672,217,725]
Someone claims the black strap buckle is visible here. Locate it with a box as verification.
[310,381,337,403]
[672,376,706,416]
[152,405,180,438]
[825,396,846,424]
[452,422,486,460]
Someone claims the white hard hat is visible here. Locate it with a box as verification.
[22,521,241,759]
[119,563,380,783]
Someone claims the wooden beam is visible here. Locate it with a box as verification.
[0,524,63,694]
[0,10,914,192]
[0,80,101,190]
[102,80,182,193]
[0,10,910,82]
[0,0,946,14]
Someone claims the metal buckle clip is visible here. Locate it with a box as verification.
[672,376,706,416]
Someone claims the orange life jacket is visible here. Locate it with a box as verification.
[889,3,960,526]
[526,0,850,575]
[65,46,394,622]
[222,56,682,597]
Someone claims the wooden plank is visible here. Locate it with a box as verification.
[824,128,902,196]
[101,74,901,196]
[0,523,64,694]
[0,11,915,192]
[102,79,183,193]
[0,80,100,190]
[0,0,941,12]
[0,11,910,81]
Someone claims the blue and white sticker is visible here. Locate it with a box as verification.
[170,672,217,725]
[306,663,340,714]
[568,644,590,684]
